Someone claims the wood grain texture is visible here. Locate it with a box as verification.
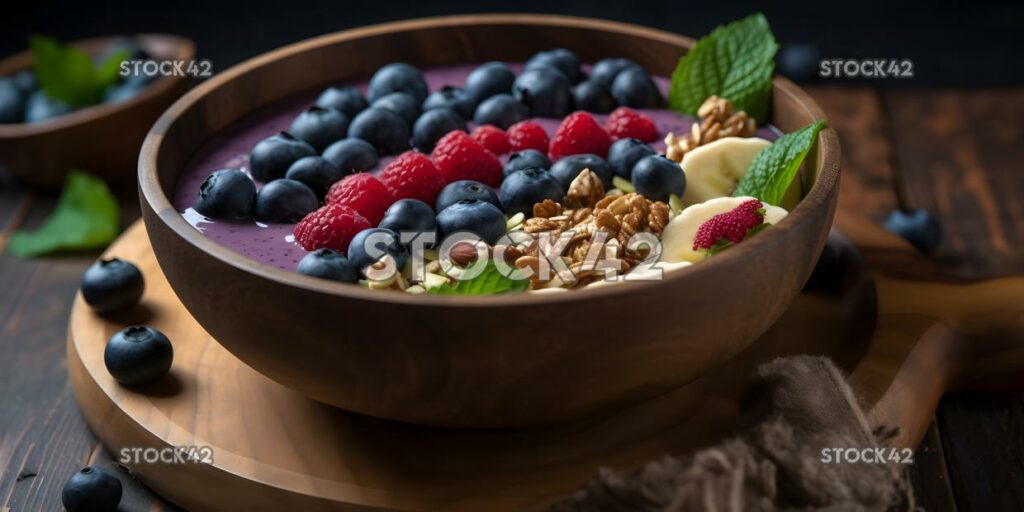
[138,14,840,428]
[0,35,194,189]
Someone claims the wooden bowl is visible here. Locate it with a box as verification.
[0,34,194,188]
[139,14,840,428]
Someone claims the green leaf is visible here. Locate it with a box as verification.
[668,13,779,124]
[8,171,120,257]
[30,35,127,107]
[734,120,826,205]
[428,260,530,295]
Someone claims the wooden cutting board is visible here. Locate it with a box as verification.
[66,213,1024,511]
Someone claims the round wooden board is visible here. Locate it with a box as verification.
[68,220,877,512]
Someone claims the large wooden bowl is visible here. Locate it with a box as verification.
[0,34,194,188]
[139,14,840,428]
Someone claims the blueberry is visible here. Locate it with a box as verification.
[464,61,516,102]
[513,66,571,118]
[473,94,527,129]
[436,180,501,213]
[549,154,613,189]
[104,326,173,386]
[0,79,25,123]
[102,81,147,103]
[525,48,583,84]
[12,69,36,95]
[436,199,507,245]
[297,248,360,283]
[322,138,378,174]
[288,106,349,152]
[778,43,822,82]
[590,58,641,88]
[379,199,437,239]
[285,156,345,199]
[348,107,411,155]
[254,179,319,223]
[882,209,942,254]
[194,169,257,220]
[249,131,317,182]
[347,228,410,276]
[367,63,428,103]
[499,168,564,216]
[371,91,420,126]
[802,233,846,294]
[630,155,685,202]
[25,90,72,122]
[504,149,551,176]
[607,138,657,179]
[412,108,466,152]
[572,80,616,114]
[422,85,475,119]
[315,86,367,118]
[610,67,662,109]
[81,258,145,315]
[62,466,122,512]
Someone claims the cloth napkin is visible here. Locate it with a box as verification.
[548,356,914,511]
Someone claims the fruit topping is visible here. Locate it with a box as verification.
[473,93,527,129]
[630,154,686,202]
[513,66,571,118]
[506,120,550,153]
[463,61,516,103]
[430,130,503,187]
[297,248,360,283]
[525,48,583,84]
[348,107,411,155]
[367,62,428,103]
[254,179,319,223]
[470,125,511,155]
[347,227,410,277]
[288,106,349,151]
[294,203,372,252]
[371,91,421,126]
[322,138,378,174]
[435,199,507,245]
[498,168,564,216]
[548,111,612,160]
[285,156,345,199]
[604,106,658,142]
[504,149,551,176]
[379,150,446,204]
[607,137,657,179]
[315,86,366,118]
[422,85,476,119]
[249,132,317,182]
[436,180,502,213]
[378,199,437,239]
[572,80,616,114]
[549,153,613,189]
[610,67,662,109]
[692,198,766,251]
[411,107,467,152]
[326,173,394,226]
[589,58,641,88]
[194,168,256,219]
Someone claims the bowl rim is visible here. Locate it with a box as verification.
[0,33,196,137]
[139,13,840,309]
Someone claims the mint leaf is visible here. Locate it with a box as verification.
[30,35,127,107]
[668,13,779,123]
[428,260,530,295]
[8,171,120,257]
[734,120,826,205]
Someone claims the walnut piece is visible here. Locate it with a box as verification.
[665,95,758,162]
[564,169,606,209]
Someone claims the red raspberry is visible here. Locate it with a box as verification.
[294,203,371,253]
[379,150,446,205]
[693,199,767,251]
[548,111,612,160]
[325,173,394,226]
[470,124,511,155]
[430,130,503,187]
[604,107,659,142]
[506,121,549,153]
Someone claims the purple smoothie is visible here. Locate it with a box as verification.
[173,63,779,272]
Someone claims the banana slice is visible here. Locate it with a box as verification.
[680,137,771,206]
[660,196,788,264]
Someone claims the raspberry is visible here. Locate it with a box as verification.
[294,203,371,253]
[325,173,394,226]
[548,111,612,160]
[379,150,447,205]
[470,124,511,155]
[604,107,659,142]
[430,130,503,187]
[693,199,766,251]
[506,121,549,153]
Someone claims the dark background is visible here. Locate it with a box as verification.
[2,0,1022,87]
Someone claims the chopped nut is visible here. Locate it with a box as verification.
[664,95,758,162]
[649,201,670,234]
[449,242,480,267]
[533,199,562,218]
[564,169,606,209]
[595,209,621,234]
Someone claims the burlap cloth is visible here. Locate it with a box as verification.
[548,356,914,512]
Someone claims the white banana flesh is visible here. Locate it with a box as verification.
[659,196,788,264]
[680,137,771,207]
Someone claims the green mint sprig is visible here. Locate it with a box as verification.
[668,13,779,124]
[8,171,121,257]
[733,120,827,206]
[428,259,530,295]
[30,35,127,107]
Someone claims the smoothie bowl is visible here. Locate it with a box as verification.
[140,14,839,427]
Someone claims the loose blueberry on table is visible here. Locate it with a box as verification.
[62,466,122,512]
[182,32,825,294]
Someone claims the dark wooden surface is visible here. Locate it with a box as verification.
[1,86,1021,510]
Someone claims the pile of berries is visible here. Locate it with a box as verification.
[192,51,690,286]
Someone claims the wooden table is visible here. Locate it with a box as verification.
[1,86,1021,511]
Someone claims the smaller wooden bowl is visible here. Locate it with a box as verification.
[0,35,195,188]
